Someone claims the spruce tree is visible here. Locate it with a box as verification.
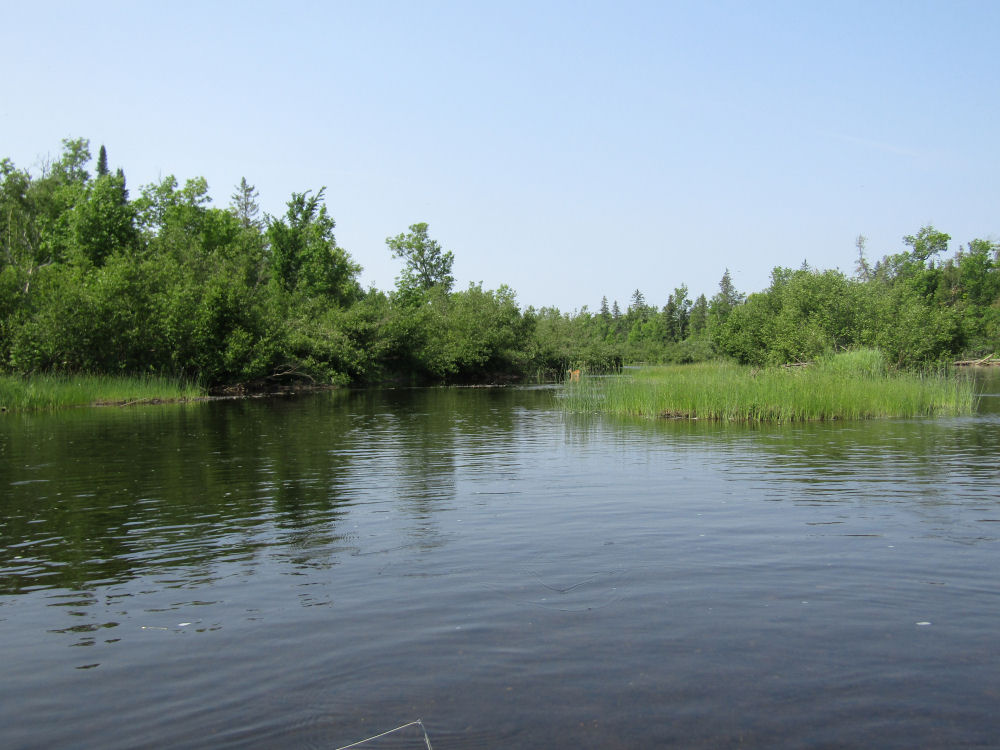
[230,177,261,231]
[115,167,129,202]
[629,289,647,322]
[96,145,109,177]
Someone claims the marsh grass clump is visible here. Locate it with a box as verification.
[0,373,203,412]
[561,349,976,422]
[814,347,888,378]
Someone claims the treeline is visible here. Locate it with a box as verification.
[2,139,997,387]
[716,232,1000,367]
[0,139,535,386]
[535,227,1000,371]
[530,275,740,371]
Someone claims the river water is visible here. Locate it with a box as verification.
[2,373,1000,749]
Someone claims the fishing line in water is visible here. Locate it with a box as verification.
[334,719,433,750]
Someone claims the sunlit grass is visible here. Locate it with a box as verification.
[0,373,204,412]
[561,350,977,422]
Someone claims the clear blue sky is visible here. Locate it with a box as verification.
[4,0,998,311]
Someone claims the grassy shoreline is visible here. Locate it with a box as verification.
[0,374,205,412]
[561,350,977,422]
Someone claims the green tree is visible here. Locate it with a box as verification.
[628,289,647,318]
[386,222,455,294]
[714,267,861,365]
[266,189,361,303]
[96,145,109,177]
[689,293,708,336]
[707,268,743,346]
[33,139,95,265]
[70,171,138,265]
[904,225,950,263]
[854,233,872,281]
[48,137,91,185]
[134,175,211,238]
[0,159,40,275]
[663,284,691,342]
[230,177,261,231]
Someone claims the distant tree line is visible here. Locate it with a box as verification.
[1,139,997,387]
[536,226,999,372]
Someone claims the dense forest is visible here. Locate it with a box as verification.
[1,139,998,387]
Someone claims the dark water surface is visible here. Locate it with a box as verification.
[3,374,1000,749]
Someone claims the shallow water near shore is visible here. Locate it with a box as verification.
[2,372,1000,748]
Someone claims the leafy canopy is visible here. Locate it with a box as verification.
[386,222,454,295]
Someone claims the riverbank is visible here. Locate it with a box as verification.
[561,350,977,422]
[0,372,514,412]
[0,374,205,412]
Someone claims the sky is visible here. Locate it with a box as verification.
[3,0,999,311]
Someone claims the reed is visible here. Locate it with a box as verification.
[0,373,204,411]
[561,350,977,422]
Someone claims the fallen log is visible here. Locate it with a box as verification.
[954,353,999,366]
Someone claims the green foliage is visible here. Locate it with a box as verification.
[530,306,614,374]
[661,284,691,342]
[230,177,262,231]
[386,222,455,294]
[96,145,109,177]
[446,283,533,378]
[71,172,138,265]
[903,225,950,263]
[375,283,535,382]
[867,283,960,367]
[689,294,708,336]
[266,189,361,303]
[3,139,997,396]
[713,260,969,368]
[708,268,743,334]
[51,138,92,184]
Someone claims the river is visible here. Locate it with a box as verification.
[2,372,999,748]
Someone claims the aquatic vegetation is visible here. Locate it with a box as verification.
[0,373,203,411]
[561,350,977,422]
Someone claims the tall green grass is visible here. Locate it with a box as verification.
[561,349,977,422]
[0,373,204,412]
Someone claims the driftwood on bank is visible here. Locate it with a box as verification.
[954,353,999,367]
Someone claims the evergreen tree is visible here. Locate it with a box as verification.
[663,295,678,342]
[230,177,261,231]
[96,145,109,177]
[708,268,744,344]
[710,269,743,316]
[599,295,611,326]
[115,168,128,201]
[689,294,709,336]
[629,288,646,315]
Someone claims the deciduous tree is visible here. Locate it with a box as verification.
[266,189,361,303]
[386,222,454,294]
